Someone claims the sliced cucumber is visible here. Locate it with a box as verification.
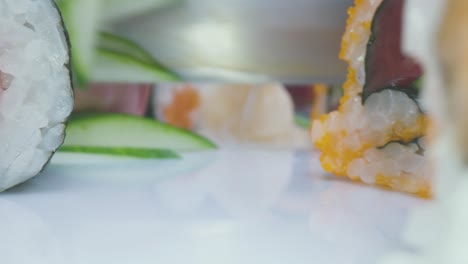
[59,146,179,159]
[412,76,423,92]
[98,32,158,65]
[96,32,178,81]
[295,114,310,129]
[58,0,101,85]
[63,114,217,151]
[101,0,179,23]
[57,1,178,84]
[90,48,179,82]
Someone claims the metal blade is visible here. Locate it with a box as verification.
[115,0,352,84]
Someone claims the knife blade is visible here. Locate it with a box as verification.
[115,0,352,85]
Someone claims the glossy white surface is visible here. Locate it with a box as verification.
[1,150,426,264]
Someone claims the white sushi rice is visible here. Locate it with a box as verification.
[0,0,73,191]
[312,88,428,190]
[311,0,429,192]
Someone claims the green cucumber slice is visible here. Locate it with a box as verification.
[59,146,180,159]
[101,0,178,23]
[412,76,423,92]
[63,114,217,151]
[58,0,101,85]
[96,32,177,81]
[90,48,179,82]
[98,32,158,65]
[294,114,310,129]
[57,1,178,84]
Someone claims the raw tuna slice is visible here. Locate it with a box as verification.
[74,84,151,116]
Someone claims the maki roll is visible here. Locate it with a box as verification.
[0,0,73,191]
[312,0,429,196]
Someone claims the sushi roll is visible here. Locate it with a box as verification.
[311,0,429,196]
[0,0,73,191]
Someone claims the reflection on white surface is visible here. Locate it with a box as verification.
[1,150,426,264]
[307,183,416,263]
[0,200,63,264]
[155,151,293,219]
[46,152,216,189]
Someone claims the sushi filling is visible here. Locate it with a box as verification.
[364,0,426,147]
[312,0,430,196]
[363,0,423,102]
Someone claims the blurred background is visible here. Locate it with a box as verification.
[112,0,351,84]
[57,0,354,83]
[57,0,352,149]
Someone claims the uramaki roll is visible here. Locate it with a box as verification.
[312,0,429,196]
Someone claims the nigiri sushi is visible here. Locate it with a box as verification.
[312,0,429,196]
[154,84,310,148]
[0,0,73,191]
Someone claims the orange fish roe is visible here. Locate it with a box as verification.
[163,85,200,130]
[311,84,329,122]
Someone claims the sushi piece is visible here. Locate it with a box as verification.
[311,0,429,196]
[0,0,73,191]
[154,84,310,148]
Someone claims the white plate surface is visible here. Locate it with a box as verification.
[1,150,426,264]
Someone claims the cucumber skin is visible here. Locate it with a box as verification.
[65,113,217,151]
[99,32,157,65]
[59,145,180,159]
[57,0,180,85]
[98,32,180,81]
[58,0,101,87]
[294,114,310,129]
[95,48,180,82]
